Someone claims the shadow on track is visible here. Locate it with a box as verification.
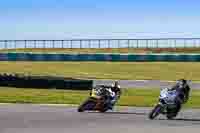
[158,118,200,122]
[87,111,147,116]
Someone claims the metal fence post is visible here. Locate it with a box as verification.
[174,40,177,48]
[118,40,120,48]
[108,40,110,48]
[156,40,159,48]
[136,40,139,48]
[98,40,101,48]
[4,40,7,49]
[14,40,17,49]
[88,40,91,48]
[80,40,82,48]
[128,40,130,48]
[52,40,55,48]
[25,40,27,48]
[146,40,148,48]
[43,40,45,48]
[70,40,73,49]
[34,40,36,48]
[62,40,64,48]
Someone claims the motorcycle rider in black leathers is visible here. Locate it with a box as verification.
[170,79,191,113]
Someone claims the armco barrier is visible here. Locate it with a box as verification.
[0,73,93,90]
[0,53,200,61]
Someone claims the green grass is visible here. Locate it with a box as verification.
[0,87,199,108]
[0,87,89,104]
[1,48,200,53]
[0,61,200,81]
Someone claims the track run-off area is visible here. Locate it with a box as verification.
[93,79,200,90]
[0,104,200,133]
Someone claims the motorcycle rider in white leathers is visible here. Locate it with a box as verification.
[107,81,121,109]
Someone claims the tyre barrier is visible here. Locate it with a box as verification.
[0,73,93,90]
[1,53,200,62]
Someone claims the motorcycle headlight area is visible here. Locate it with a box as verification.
[159,94,167,99]
[93,88,103,95]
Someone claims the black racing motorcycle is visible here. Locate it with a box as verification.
[77,85,116,112]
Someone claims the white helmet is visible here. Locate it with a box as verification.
[111,80,120,88]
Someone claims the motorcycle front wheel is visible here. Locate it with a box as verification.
[148,104,162,120]
[77,97,97,112]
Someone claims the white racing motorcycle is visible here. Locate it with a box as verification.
[148,88,181,120]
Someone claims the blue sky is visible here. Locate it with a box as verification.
[0,0,200,39]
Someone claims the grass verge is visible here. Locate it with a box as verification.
[0,87,199,108]
[0,61,200,81]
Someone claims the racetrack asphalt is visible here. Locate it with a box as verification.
[0,104,200,133]
[93,79,200,89]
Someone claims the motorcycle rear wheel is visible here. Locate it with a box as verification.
[166,113,176,120]
[166,109,177,120]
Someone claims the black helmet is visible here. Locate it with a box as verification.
[176,79,187,88]
[178,79,187,84]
